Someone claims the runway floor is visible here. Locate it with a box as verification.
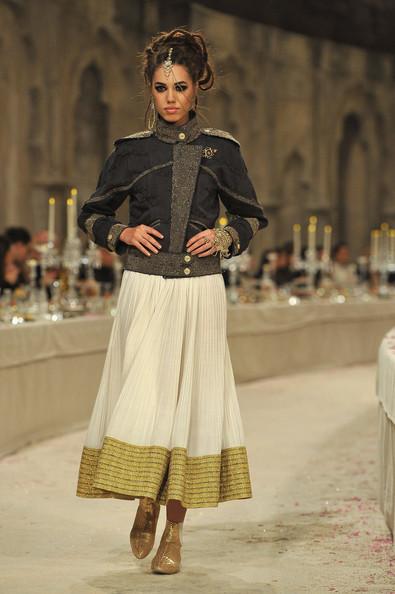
[1,363,394,594]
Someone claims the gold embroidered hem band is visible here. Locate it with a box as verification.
[76,436,252,508]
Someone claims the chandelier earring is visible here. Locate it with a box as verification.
[147,98,157,130]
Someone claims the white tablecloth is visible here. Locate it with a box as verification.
[0,315,112,458]
[377,328,395,423]
[377,326,395,539]
[228,299,395,382]
[1,298,395,458]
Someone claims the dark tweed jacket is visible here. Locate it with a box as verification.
[77,110,268,278]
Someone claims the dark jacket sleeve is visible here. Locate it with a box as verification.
[77,145,131,256]
[217,141,268,258]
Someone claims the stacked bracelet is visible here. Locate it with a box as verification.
[212,228,233,258]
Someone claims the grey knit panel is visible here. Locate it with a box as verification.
[84,213,107,241]
[169,143,203,253]
[107,223,128,252]
[245,217,260,235]
[223,225,240,255]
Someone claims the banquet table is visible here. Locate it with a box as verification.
[0,315,112,458]
[228,298,395,383]
[377,326,395,539]
[1,297,395,458]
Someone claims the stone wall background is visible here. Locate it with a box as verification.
[1,0,394,259]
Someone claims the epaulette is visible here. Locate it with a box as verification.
[114,130,154,145]
[200,128,240,146]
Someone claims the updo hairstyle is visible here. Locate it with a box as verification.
[139,27,215,125]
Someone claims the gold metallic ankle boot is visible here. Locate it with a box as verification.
[130,496,161,559]
[151,519,183,574]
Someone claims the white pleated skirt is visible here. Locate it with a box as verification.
[76,269,252,508]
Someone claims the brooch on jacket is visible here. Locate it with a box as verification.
[202,146,218,159]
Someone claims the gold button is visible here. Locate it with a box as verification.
[178,132,186,140]
[184,267,191,275]
[184,254,191,262]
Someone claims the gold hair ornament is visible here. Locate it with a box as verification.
[162,47,173,78]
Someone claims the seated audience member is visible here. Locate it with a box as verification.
[257,242,299,287]
[79,247,118,294]
[4,226,32,263]
[94,248,117,293]
[355,245,371,284]
[31,229,61,255]
[254,248,276,280]
[4,226,32,284]
[273,244,294,287]
[0,235,25,295]
[313,244,324,287]
[29,230,60,296]
[331,242,358,288]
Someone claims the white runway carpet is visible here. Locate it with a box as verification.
[1,363,394,594]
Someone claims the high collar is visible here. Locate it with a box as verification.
[153,110,201,144]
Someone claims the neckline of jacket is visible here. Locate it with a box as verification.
[153,110,201,144]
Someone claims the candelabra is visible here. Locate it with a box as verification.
[221,251,251,304]
[41,240,60,270]
[42,240,63,313]
[24,258,49,320]
[370,226,395,298]
[306,248,321,293]
[62,235,83,313]
[291,220,334,299]
[260,263,277,302]
[221,256,240,304]
[83,240,101,280]
[290,248,320,298]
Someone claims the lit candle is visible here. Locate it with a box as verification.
[308,216,317,260]
[67,197,75,241]
[307,224,316,256]
[27,258,38,287]
[322,225,332,261]
[48,196,56,245]
[389,229,395,262]
[293,223,301,260]
[70,187,78,208]
[70,187,78,233]
[370,229,380,260]
[380,222,389,261]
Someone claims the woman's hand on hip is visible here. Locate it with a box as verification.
[186,229,217,257]
[119,225,163,257]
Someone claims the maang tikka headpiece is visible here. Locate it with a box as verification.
[162,47,173,78]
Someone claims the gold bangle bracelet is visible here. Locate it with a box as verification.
[212,228,233,257]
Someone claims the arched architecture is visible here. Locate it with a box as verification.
[278,151,306,242]
[1,0,395,263]
[329,85,391,256]
[73,63,109,231]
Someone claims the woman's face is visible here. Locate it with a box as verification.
[151,63,198,126]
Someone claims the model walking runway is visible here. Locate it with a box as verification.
[74,26,268,573]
